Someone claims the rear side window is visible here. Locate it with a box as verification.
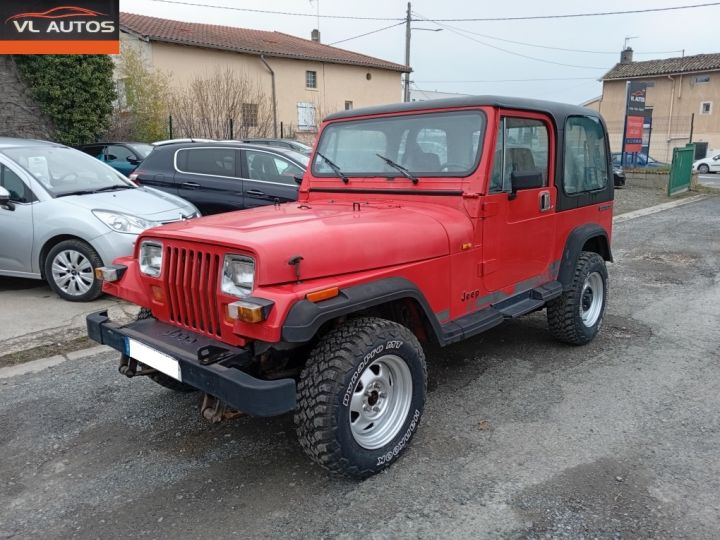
[179,148,236,176]
[564,116,609,194]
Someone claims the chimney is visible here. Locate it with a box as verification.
[620,47,634,64]
[311,29,320,43]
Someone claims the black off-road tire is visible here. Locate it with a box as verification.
[547,251,608,345]
[135,307,196,393]
[44,239,103,302]
[294,317,427,479]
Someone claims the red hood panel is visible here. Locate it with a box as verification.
[146,202,468,285]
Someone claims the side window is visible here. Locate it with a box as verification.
[489,117,549,192]
[105,145,134,162]
[564,116,609,194]
[0,165,35,203]
[182,148,236,176]
[246,150,302,185]
[80,145,105,158]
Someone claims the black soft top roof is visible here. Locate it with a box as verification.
[324,95,600,123]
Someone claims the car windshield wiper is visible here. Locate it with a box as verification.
[316,151,349,184]
[90,185,134,193]
[375,154,418,185]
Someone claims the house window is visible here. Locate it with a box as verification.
[344,100,353,111]
[701,101,713,115]
[695,75,710,84]
[242,103,258,127]
[297,102,317,131]
[306,70,317,89]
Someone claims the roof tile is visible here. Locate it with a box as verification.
[120,12,408,73]
[603,52,720,80]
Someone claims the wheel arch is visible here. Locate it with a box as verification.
[39,234,94,279]
[558,224,612,291]
[282,277,444,346]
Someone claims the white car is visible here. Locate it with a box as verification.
[693,152,720,174]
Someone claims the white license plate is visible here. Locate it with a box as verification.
[126,338,182,381]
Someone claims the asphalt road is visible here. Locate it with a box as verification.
[2,196,719,539]
[698,173,720,189]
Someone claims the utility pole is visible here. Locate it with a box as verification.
[403,2,411,102]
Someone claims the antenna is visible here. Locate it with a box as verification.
[623,35,638,49]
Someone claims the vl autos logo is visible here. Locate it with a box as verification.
[7,6,116,34]
[0,1,119,54]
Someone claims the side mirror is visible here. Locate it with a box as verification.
[127,156,141,165]
[509,170,544,200]
[293,175,304,185]
[0,186,15,211]
[106,154,118,162]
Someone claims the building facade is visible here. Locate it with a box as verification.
[118,13,407,142]
[594,50,720,161]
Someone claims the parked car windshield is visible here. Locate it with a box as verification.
[127,143,153,158]
[312,110,486,178]
[2,146,133,197]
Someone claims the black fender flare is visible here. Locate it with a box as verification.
[281,277,444,343]
[558,224,613,290]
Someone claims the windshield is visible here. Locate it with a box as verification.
[312,110,485,178]
[128,143,153,158]
[3,146,133,197]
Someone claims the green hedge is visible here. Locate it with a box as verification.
[14,55,116,146]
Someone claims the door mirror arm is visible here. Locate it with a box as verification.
[508,170,544,200]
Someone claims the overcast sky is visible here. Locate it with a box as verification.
[121,0,720,105]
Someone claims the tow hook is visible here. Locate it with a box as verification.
[119,354,137,378]
[200,393,244,423]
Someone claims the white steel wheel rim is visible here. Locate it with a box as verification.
[51,249,94,296]
[348,354,413,450]
[580,271,604,327]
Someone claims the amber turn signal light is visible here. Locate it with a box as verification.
[94,264,127,282]
[227,300,266,323]
[306,287,339,303]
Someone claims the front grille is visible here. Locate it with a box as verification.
[164,246,222,337]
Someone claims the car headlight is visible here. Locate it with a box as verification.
[221,255,254,297]
[93,210,156,235]
[139,241,163,277]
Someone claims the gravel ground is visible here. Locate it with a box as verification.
[613,185,675,216]
[1,196,719,539]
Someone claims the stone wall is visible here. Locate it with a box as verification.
[0,56,53,140]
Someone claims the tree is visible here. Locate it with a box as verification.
[170,69,274,139]
[113,46,171,142]
[14,55,116,146]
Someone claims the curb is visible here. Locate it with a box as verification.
[0,345,111,380]
[613,194,708,224]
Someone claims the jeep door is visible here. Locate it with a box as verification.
[240,149,302,208]
[0,161,36,275]
[175,147,244,215]
[481,112,557,292]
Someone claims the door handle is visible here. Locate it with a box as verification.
[246,189,266,196]
[181,182,200,189]
[539,190,552,212]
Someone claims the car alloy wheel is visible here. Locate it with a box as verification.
[51,249,94,296]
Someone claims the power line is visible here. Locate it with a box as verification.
[413,12,607,70]
[415,77,601,83]
[146,0,720,22]
[329,21,405,46]
[430,22,684,55]
[427,2,720,21]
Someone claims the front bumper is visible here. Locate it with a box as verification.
[86,310,296,416]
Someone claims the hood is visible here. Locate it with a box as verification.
[146,201,473,285]
[60,186,196,221]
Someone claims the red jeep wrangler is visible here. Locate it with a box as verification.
[88,96,613,478]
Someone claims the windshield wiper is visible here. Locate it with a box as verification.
[90,185,134,193]
[316,151,349,184]
[375,154,418,185]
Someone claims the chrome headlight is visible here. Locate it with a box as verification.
[93,210,156,235]
[139,241,163,277]
[221,255,254,297]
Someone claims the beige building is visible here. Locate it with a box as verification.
[592,49,720,161]
[118,13,408,141]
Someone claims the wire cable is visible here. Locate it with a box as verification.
[328,21,405,46]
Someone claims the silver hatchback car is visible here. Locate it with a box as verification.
[0,138,199,301]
